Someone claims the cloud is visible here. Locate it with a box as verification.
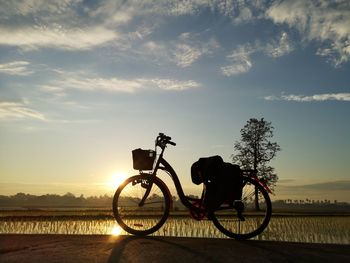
[221,32,294,76]
[264,93,350,102]
[0,101,46,121]
[0,61,33,75]
[265,32,294,58]
[0,0,79,16]
[40,85,67,98]
[41,72,201,93]
[0,1,216,65]
[164,0,267,22]
[141,78,200,91]
[279,180,350,191]
[266,0,350,67]
[0,0,121,51]
[88,0,134,26]
[0,25,117,51]
[221,44,254,76]
[1,0,348,68]
[221,62,252,76]
[171,33,219,68]
[50,76,143,93]
[173,44,203,68]
[297,180,350,191]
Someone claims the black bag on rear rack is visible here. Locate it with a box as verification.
[191,156,243,212]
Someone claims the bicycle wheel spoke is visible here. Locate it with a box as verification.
[113,175,170,236]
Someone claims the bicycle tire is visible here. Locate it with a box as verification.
[113,174,170,236]
[211,176,272,240]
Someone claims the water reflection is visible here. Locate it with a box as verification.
[111,226,122,236]
[0,216,349,244]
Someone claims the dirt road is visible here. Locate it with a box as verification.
[1,234,349,263]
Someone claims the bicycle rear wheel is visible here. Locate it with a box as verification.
[113,174,170,236]
[211,176,272,240]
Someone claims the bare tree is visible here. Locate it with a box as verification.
[232,118,281,191]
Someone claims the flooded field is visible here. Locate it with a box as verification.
[1,215,349,244]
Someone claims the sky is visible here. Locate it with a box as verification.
[0,0,349,202]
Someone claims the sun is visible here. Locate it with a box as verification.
[107,171,129,191]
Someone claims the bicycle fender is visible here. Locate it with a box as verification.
[250,176,273,194]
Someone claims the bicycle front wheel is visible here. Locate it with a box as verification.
[113,175,170,236]
[211,176,272,240]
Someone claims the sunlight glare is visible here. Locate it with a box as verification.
[111,226,122,236]
[107,171,129,191]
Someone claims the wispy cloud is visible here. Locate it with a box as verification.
[0,0,120,51]
[265,32,294,58]
[290,180,350,191]
[172,32,220,68]
[1,0,348,69]
[0,25,117,51]
[141,78,200,91]
[164,0,266,22]
[135,32,220,68]
[173,44,203,68]
[0,0,79,16]
[266,0,350,67]
[0,61,33,75]
[264,93,350,102]
[41,72,201,94]
[278,180,350,191]
[221,44,254,76]
[0,101,46,120]
[49,76,143,93]
[221,31,294,76]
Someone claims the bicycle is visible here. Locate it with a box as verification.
[112,133,272,240]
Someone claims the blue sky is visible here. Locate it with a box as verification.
[0,0,349,202]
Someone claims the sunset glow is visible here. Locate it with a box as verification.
[107,172,129,191]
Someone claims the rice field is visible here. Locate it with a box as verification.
[0,215,349,244]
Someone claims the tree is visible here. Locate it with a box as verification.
[232,118,281,191]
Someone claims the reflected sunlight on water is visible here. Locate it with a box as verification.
[110,225,122,236]
[0,216,349,244]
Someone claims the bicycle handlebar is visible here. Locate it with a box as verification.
[157,133,176,147]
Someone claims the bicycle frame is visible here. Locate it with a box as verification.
[150,143,201,211]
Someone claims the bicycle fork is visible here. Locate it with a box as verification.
[138,179,154,207]
[130,177,153,207]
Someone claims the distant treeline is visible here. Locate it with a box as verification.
[271,199,350,213]
[0,192,112,208]
[0,193,349,211]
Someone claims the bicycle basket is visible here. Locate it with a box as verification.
[132,148,156,170]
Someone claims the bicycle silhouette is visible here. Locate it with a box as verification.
[113,133,272,240]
